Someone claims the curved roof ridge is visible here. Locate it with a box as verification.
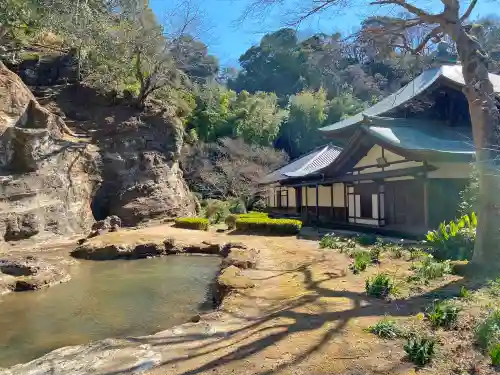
[319,65,500,134]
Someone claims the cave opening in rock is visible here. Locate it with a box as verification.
[91,185,111,221]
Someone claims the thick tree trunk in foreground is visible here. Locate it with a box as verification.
[452,26,500,270]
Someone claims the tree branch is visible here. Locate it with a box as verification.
[411,26,443,53]
[370,0,442,23]
[460,0,478,21]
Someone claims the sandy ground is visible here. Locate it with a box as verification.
[2,224,480,375]
[77,225,451,375]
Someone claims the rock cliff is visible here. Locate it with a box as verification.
[92,109,196,226]
[0,62,196,241]
[0,61,96,240]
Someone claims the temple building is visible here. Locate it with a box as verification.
[261,65,500,235]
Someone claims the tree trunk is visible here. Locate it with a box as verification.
[453,26,500,271]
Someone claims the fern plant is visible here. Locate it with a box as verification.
[425,213,476,261]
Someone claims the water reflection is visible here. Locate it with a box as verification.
[0,255,220,367]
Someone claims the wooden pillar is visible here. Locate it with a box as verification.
[316,184,319,221]
[330,184,334,219]
[305,185,308,218]
[423,178,429,230]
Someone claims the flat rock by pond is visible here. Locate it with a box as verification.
[0,256,70,294]
[0,338,162,375]
[71,236,256,261]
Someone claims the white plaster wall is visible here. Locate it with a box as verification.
[354,145,383,168]
[306,187,317,206]
[427,162,472,179]
[384,149,406,163]
[318,185,332,207]
[333,183,345,207]
[384,160,423,171]
[287,187,296,207]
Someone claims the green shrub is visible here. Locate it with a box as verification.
[366,273,394,299]
[404,335,436,366]
[356,233,377,246]
[490,343,500,366]
[459,286,472,299]
[174,217,209,231]
[369,246,381,264]
[240,211,268,218]
[319,234,336,249]
[367,317,403,339]
[409,247,428,261]
[388,244,404,259]
[225,212,269,230]
[425,213,476,261]
[203,199,230,224]
[228,199,247,214]
[20,52,40,61]
[427,301,460,329]
[350,251,371,274]
[409,255,453,283]
[475,310,500,351]
[235,217,302,235]
[488,277,500,297]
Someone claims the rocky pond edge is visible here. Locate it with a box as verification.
[0,235,260,374]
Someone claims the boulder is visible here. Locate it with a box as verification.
[87,215,121,238]
[0,256,70,293]
[71,241,166,260]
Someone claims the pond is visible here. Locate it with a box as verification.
[0,255,221,367]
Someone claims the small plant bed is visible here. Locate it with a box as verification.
[319,234,357,253]
[174,217,210,231]
[408,255,453,284]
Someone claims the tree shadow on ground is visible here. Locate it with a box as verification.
[114,264,494,375]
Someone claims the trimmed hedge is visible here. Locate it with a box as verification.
[175,217,209,231]
[235,217,302,235]
[225,212,269,230]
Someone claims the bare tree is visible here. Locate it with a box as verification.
[120,0,206,106]
[181,138,288,202]
[241,0,500,271]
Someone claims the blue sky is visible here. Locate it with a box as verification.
[150,0,497,67]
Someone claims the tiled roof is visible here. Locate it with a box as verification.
[259,144,342,184]
[320,65,500,133]
[363,116,475,155]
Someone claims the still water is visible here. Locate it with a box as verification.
[0,255,220,367]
